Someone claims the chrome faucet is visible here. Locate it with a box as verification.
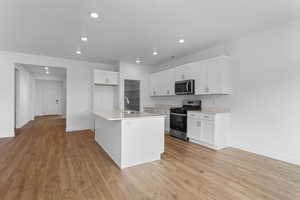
[124,96,130,105]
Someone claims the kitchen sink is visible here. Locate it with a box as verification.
[123,110,139,114]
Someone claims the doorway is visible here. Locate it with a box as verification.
[14,63,66,135]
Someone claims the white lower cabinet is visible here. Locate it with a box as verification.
[201,120,215,145]
[187,117,202,141]
[187,111,230,150]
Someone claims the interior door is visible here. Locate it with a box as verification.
[42,81,61,115]
[36,80,62,116]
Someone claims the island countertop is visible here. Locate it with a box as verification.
[93,110,166,121]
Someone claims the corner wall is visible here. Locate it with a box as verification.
[152,19,300,165]
[14,64,34,128]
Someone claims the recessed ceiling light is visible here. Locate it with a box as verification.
[179,39,185,43]
[44,67,48,70]
[76,49,82,55]
[46,70,49,74]
[153,51,158,56]
[136,59,141,64]
[90,12,99,19]
[81,36,88,42]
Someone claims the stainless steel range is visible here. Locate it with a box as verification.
[169,100,201,141]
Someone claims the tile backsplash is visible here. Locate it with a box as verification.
[148,94,231,110]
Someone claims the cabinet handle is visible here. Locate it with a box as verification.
[167,90,170,94]
[204,116,209,118]
[205,87,209,92]
[105,78,109,83]
[153,91,156,95]
[182,74,185,80]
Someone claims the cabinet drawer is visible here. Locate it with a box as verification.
[188,112,215,121]
[200,114,214,121]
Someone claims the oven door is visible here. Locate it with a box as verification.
[170,112,187,132]
[175,80,194,95]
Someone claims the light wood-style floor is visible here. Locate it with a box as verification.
[0,116,300,200]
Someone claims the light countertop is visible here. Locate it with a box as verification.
[189,108,231,114]
[93,110,166,121]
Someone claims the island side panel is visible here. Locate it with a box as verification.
[95,117,122,167]
[121,117,165,168]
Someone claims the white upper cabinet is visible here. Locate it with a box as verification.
[205,56,232,94]
[174,64,192,81]
[150,72,161,96]
[94,69,119,85]
[149,56,232,96]
[150,68,175,96]
[188,62,207,94]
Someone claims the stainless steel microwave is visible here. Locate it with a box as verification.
[175,79,195,95]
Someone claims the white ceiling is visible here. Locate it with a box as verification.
[1,0,300,66]
[18,63,66,77]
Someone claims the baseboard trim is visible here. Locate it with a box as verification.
[66,129,93,134]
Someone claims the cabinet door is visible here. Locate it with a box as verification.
[94,70,118,85]
[189,62,207,94]
[200,120,214,145]
[163,69,175,95]
[150,69,175,96]
[94,70,106,84]
[206,60,222,94]
[159,70,170,96]
[175,64,191,81]
[105,71,118,85]
[150,72,161,96]
[187,117,201,141]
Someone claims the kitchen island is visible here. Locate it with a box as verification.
[93,110,165,169]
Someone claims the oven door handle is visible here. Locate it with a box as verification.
[170,113,187,116]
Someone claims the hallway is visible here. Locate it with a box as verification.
[1,116,300,200]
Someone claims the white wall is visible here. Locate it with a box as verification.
[14,64,34,128]
[152,19,300,165]
[119,62,154,111]
[0,51,116,138]
[93,85,116,112]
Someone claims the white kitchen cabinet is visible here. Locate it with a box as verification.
[187,117,202,141]
[187,111,230,150]
[150,72,161,96]
[149,56,232,97]
[189,56,232,95]
[150,69,175,96]
[174,64,192,81]
[205,57,232,94]
[161,69,175,96]
[188,62,207,94]
[143,106,170,133]
[94,69,119,85]
[201,120,215,145]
